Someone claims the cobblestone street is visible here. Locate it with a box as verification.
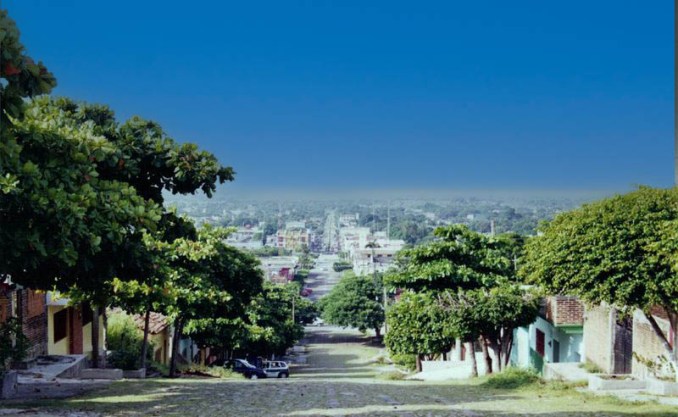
[2,327,676,417]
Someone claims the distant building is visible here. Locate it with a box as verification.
[258,256,299,283]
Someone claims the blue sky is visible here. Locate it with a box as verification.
[8,1,674,192]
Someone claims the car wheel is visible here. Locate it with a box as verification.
[250,374,258,380]
[279,372,289,378]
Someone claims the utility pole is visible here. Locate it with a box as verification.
[292,295,295,324]
[386,202,390,240]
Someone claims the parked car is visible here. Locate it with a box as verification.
[223,359,267,379]
[263,361,290,378]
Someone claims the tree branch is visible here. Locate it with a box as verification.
[644,311,673,355]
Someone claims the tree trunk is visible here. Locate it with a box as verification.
[490,342,502,372]
[481,339,493,374]
[374,327,381,340]
[643,311,678,381]
[140,304,151,370]
[91,306,100,368]
[415,354,423,373]
[501,330,513,368]
[467,342,478,377]
[453,338,462,361]
[169,318,184,378]
[669,311,678,382]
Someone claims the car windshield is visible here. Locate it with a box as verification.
[239,360,256,368]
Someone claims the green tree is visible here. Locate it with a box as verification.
[440,284,539,371]
[319,272,385,338]
[385,225,534,375]
[521,187,678,379]
[387,225,513,292]
[384,292,455,372]
[163,226,263,377]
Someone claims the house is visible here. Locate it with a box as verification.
[512,296,585,372]
[0,286,105,363]
[132,312,172,365]
[46,292,105,360]
[0,287,48,360]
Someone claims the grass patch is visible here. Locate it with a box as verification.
[481,368,541,389]
[579,360,603,374]
[179,364,243,379]
[369,354,391,365]
[377,371,408,381]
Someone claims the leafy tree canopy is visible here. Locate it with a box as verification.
[384,291,454,358]
[319,272,384,336]
[521,187,678,313]
[386,225,519,292]
[521,187,678,375]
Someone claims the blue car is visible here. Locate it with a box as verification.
[224,359,268,379]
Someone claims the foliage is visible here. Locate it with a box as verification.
[239,282,305,357]
[319,272,384,336]
[0,317,30,372]
[521,187,678,374]
[106,311,152,370]
[377,371,408,380]
[249,246,291,257]
[385,224,532,372]
[482,367,541,389]
[386,225,516,293]
[390,353,417,371]
[332,261,353,272]
[579,361,603,374]
[293,269,309,287]
[294,293,319,325]
[384,292,454,358]
[179,364,243,379]
[439,284,539,366]
[0,9,56,123]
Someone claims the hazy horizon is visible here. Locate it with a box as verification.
[164,184,640,203]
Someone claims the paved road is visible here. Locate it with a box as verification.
[305,254,342,301]
[11,326,678,417]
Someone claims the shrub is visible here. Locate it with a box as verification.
[0,317,29,373]
[390,353,417,371]
[482,367,541,389]
[107,311,152,370]
[179,364,243,379]
[579,361,603,374]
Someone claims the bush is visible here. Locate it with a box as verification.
[107,311,152,370]
[0,317,29,372]
[482,367,541,389]
[390,353,417,371]
[180,364,243,379]
[579,361,603,374]
[332,261,352,272]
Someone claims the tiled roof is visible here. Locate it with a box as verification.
[132,312,170,334]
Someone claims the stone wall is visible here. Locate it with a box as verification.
[632,310,673,380]
[583,305,613,373]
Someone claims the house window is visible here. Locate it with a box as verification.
[535,329,545,357]
[54,308,68,343]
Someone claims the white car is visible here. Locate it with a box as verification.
[263,361,290,378]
